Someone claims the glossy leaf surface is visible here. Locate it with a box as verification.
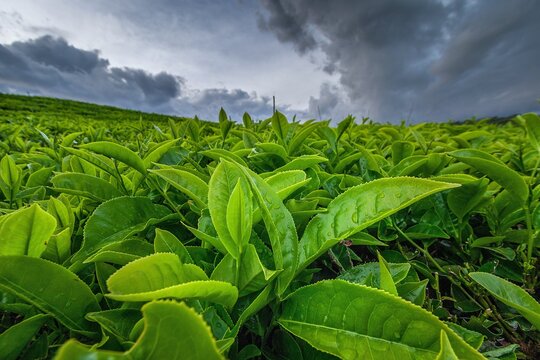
[0,256,99,335]
[73,196,171,262]
[298,177,459,270]
[469,272,540,329]
[0,204,56,257]
[279,280,485,360]
[55,301,223,360]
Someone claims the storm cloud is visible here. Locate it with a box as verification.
[259,0,540,122]
[1,1,539,123]
[0,35,182,112]
[0,35,274,120]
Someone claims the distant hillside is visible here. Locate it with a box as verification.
[0,93,189,124]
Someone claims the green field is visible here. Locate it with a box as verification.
[0,94,539,359]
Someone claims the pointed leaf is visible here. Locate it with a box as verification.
[0,314,49,360]
[56,301,223,360]
[469,272,540,329]
[436,331,459,360]
[51,173,123,201]
[226,179,252,252]
[230,161,298,296]
[449,150,528,203]
[279,280,485,360]
[73,196,172,262]
[0,256,99,335]
[0,204,57,257]
[518,113,540,153]
[298,177,459,271]
[154,228,193,263]
[208,161,244,259]
[149,168,208,208]
[378,252,398,295]
[80,141,146,174]
[271,111,289,144]
[107,253,238,308]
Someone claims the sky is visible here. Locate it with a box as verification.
[0,0,539,123]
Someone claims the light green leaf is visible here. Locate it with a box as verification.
[336,115,354,142]
[469,272,540,329]
[0,154,21,190]
[211,244,280,296]
[274,155,327,172]
[288,121,323,155]
[208,161,244,259]
[447,178,489,221]
[230,161,298,297]
[55,301,223,360]
[392,141,415,165]
[449,150,528,203]
[0,204,57,257]
[436,331,458,360]
[226,178,252,252]
[397,280,429,305]
[86,309,142,342]
[106,253,238,308]
[518,113,540,153]
[63,147,117,177]
[154,228,193,263]
[72,196,172,263]
[51,173,123,201]
[80,141,146,174]
[224,284,275,340]
[271,111,289,144]
[378,252,398,295]
[339,262,411,287]
[445,322,484,350]
[202,149,248,168]
[389,157,428,177]
[26,166,54,187]
[265,170,308,199]
[41,227,71,263]
[83,239,154,265]
[149,168,208,208]
[279,280,485,360]
[298,177,459,272]
[0,256,100,335]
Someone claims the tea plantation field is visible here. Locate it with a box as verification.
[0,94,539,359]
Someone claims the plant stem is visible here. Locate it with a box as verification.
[114,160,129,194]
[479,294,521,344]
[395,224,446,274]
[524,204,535,262]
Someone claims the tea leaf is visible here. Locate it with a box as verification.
[80,141,146,174]
[55,301,223,360]
[0,256,100,335]
[73,196,172,263]
[107,253,238,308]
[298,177,459,271]
[279,280,485,359]
[469,272,540,329]
[0,204,57,257]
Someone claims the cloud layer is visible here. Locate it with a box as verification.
[259,0,540,122]
[1,1,539,123]
[0,35,275,120]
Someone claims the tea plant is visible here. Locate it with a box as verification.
[0,94,539,359]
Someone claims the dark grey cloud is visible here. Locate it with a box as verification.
[0,35,182,111]
[11,35,108,73]
[0,35,276,120]
[257,0,316,54]
[259,0,540,122]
